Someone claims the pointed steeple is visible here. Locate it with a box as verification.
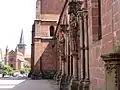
[19,29,24,44]
[17,29,26,55]
[5,45,9,53]
[15,46,18,52]
[5,45,9,65]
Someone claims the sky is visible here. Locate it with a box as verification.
[0,0,37,55]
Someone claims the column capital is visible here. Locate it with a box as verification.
[60,24,69,32]
[77,8,88,18]
[101,52,120,90]
[68,1,83,15]
[101,53,120,63]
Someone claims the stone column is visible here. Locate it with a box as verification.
[101,53,120,90]
[68,1,84,90]
[77,8,90,90]
[73,54,77,78]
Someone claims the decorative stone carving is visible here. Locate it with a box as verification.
[101,53,120,90]
[60,24,68,32]
[68,1,90,90]
[77,8,88,18]
[105,63,116,75]
[68,1,83,15]
[59,33,65,44]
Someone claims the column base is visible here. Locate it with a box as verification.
[71,80,80,90]
[71,79,84,90]
[60,75,73,90]
[82,79,90,90]
[56,70,62,85]
[70,79,90,90]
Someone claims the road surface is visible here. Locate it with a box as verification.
[0,77,59,90]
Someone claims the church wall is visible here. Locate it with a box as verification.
[87,0,105,89]
[88,0,120,89]
[33,38,57,72]
[33,0,64,73]
[32,0,120,89]
[33,16,58,72]
[8,52,17,70]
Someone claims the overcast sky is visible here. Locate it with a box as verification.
[0,0,37,55]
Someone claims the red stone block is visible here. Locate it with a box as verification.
[102,33,113,44]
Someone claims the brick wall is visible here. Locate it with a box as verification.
[33,19,58,72]
[88,0,120,90]
[41,39,57,70]
[33,0,64,73]
[88,0,105,89]
[33,39,57,72]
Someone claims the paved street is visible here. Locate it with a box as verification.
[0,77,59,90]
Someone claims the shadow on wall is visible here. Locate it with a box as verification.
[34,39,57,79]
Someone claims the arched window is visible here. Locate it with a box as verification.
[50,26,54,36]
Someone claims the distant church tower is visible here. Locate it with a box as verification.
[5,46,9,65]
[17,29,26,56]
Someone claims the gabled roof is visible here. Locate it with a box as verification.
[9,50,16,55]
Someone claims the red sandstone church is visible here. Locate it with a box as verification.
[31,0,120,90]
[31,0,64,73]
[4,30,30,70]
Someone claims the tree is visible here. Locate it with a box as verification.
[20,67,31,74]
[3,65,14,76]
[0,62,4,74]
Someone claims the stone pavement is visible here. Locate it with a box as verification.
[0,78,59,90]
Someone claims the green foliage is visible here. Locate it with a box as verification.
[0,62,4,74]
[42,70,56,79]
[20,68,26,74]
[20,67,31,74]
[3,65,14,76]
[113,40,120,53]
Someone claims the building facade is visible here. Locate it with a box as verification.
[6,50,24,70]
[31,0,65,73]
[31,0,120,90]
[54,0,120,90]
[5,30,30,70]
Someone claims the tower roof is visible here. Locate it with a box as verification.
[19,29,24,44]
[5,45,9,53]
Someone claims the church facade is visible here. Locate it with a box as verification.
[54,0,120,90]
[31,0,65,73]
[31,0,120,90]
[5,30,30,70]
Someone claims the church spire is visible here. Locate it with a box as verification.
[17,29,25,55]
[19,29,24,44]
[5,45,9,65]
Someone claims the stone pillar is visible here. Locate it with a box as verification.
[101,53,120,90]
[77,8,90,90]
[73,54,76,78]
[68,1,85,90]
